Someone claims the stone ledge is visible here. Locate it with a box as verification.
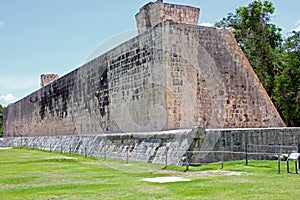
[1,127,299,166]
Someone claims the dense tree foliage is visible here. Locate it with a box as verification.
[273,31,300,126]
[0,105,3,137]
[215,0,300,126]
[215,0,282,95]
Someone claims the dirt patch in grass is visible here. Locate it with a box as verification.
[142,170,246,183]
[152,169,246,178]
[0,147,12,150]
[143,170,245,183]
[142,177,191,183]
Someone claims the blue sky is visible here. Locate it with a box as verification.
[0,0,299,106]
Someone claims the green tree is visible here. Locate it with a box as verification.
[0,104,3,137]
[215,0,282,95]
[273,31,300,126]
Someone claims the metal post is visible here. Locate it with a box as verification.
[60,144,63,153]
[220,137,224,169]
[221,159,224,169]
[277,152,281,174]
[287,160,290,173]
[185,160,189,172]
[298,144,300,169]
[295,161,298,174]
[84,147,87,158]
[184,150,189,172]
[104,145,106,161]
[245,143,248,165]
[165,147,169,169]
[126,147,129,164]
[50,144,52,152]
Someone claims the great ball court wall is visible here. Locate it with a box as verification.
[4,0,285,136]
[3,1,300,164]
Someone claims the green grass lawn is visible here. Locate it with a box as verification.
[0,147,299,200]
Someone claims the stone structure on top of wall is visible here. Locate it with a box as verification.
[40,74,59,87]
[136,0,200,34]
[4,0,285,138]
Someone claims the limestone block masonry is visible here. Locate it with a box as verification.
[135,0,200,34]
[1,128,300,165]
[4,0,285,138]
[2,129,199,166]
[40,74,59,88]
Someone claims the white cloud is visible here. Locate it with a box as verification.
[294,20,300,32]
[0,76,38,106]
[0,94,18,106]
[199,22,214,27]
[0,21,4,29]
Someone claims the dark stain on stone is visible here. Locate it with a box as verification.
[39,76,74,120]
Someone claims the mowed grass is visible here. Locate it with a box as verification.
[0,148,299,200]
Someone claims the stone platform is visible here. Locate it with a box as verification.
[2,127,299,165]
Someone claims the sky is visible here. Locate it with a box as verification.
[0,0,299,106]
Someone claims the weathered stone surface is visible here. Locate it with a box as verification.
[1,127,299,165]
[40,74,59,87]
[1,128,198,165]
[136,0,200,34]
[3,1,285,138]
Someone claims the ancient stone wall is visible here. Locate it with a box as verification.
[1,129,197,166]
[4,22,285,137]
[2,128,299,165]
[162,21,285,128]
[107,25,168,132]
[4,1,285,137]
[200,127,300,163]
[4,27,166,136]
